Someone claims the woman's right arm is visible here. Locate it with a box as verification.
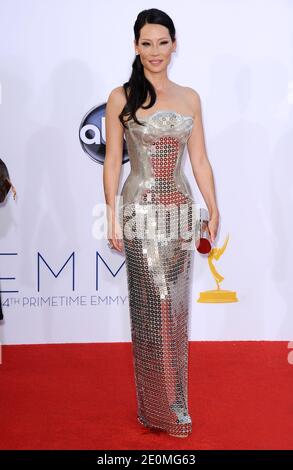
[103,87,125,252]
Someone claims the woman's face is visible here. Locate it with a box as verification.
[134,24,176,73]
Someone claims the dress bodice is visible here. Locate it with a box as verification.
[119,110,195,212]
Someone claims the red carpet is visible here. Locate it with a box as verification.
[0,341,292,450]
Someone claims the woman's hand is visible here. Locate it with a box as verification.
[107,214,124,252]
[11,184,17,200]
[208,211,220,244]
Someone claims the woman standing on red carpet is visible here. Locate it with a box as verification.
[0,158,17,321]
[103,8,219,438]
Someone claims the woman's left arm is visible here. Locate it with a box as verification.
[187,88,220,243]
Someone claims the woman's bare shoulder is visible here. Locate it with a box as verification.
[181,86,202,117]
[182,86,200,103]
[105,86,128,119]
[107,86,127,104]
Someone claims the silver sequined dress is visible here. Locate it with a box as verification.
[118,110,195,436]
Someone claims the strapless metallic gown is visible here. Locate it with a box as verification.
[118,110,196,436]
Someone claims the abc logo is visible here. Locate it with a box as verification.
[79,103,129,165]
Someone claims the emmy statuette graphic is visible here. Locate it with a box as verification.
[197,233,238,303]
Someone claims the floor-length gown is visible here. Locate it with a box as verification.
[118,110,196,436]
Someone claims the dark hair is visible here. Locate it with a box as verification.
[119,8,176,129]
[0,158,12,203]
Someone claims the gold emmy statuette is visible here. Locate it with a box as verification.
[197,234,238,303]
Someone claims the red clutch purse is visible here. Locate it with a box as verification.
[195,207,212,254]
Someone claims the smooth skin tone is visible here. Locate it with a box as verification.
[9,180,17,200]
[104,23,220,253]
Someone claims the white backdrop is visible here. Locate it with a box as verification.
[0,0,292,344]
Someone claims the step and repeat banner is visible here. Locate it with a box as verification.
[0,0,292,344]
